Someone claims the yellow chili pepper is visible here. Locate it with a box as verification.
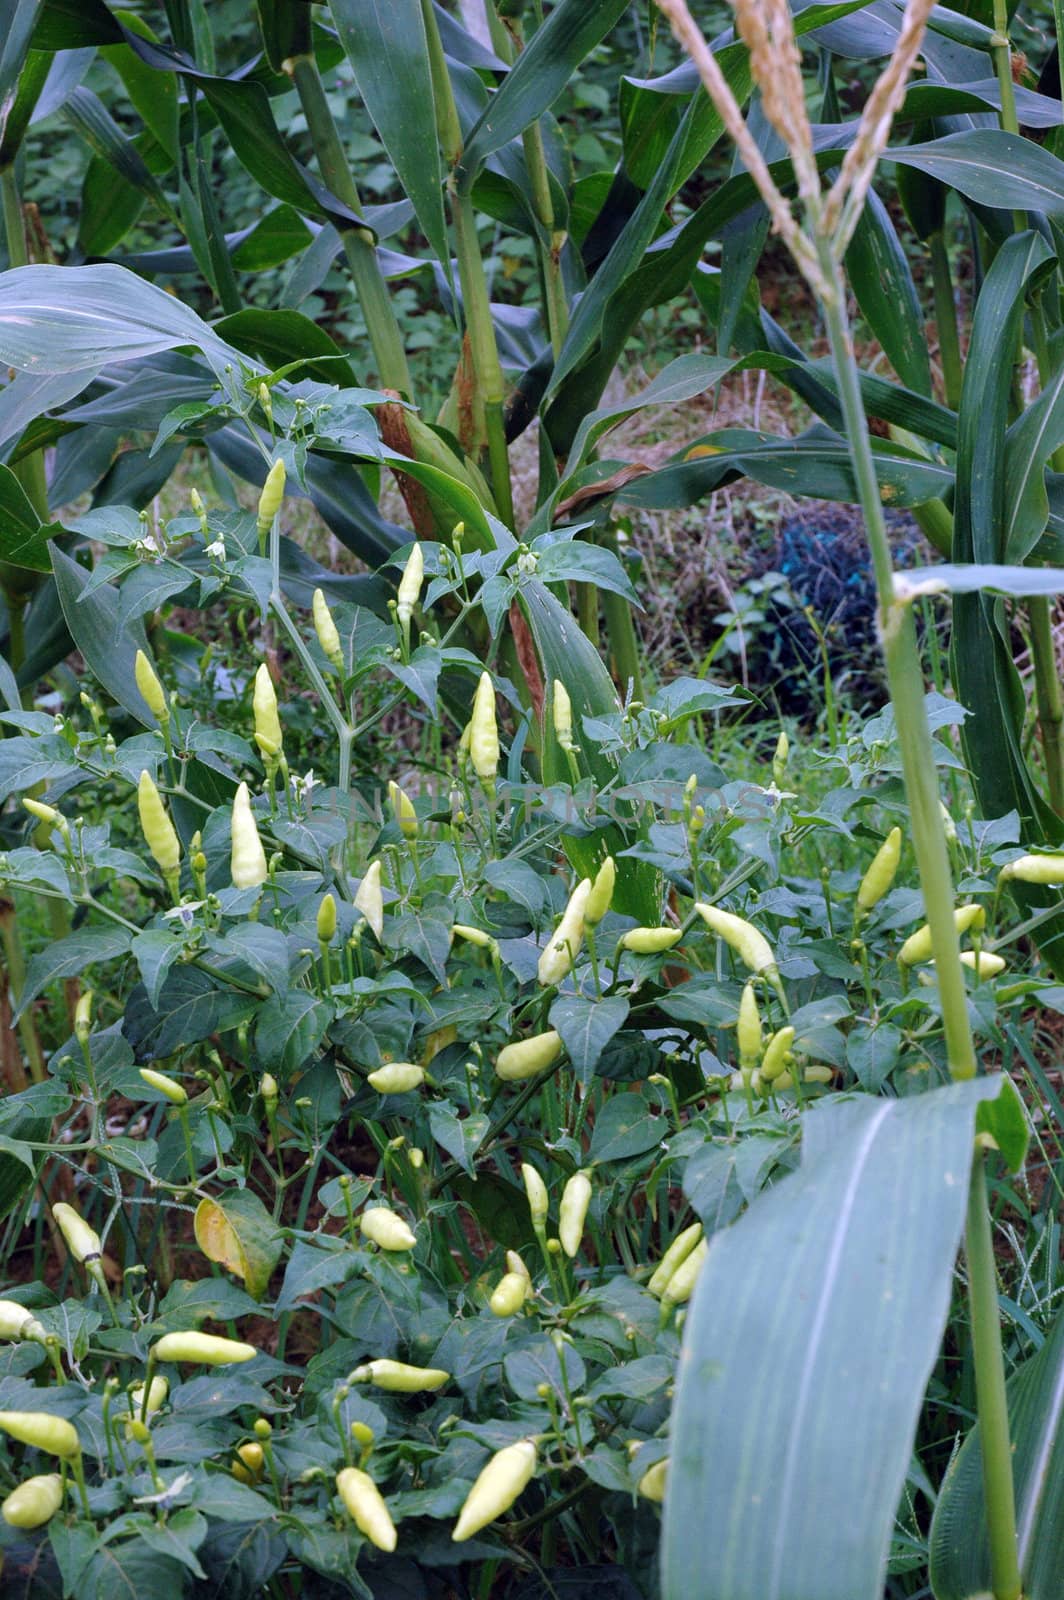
[453,923,496,949]
[638,1457,668,1502]
[73,989,93,1043]
[359,1207,416,1252]
[584,856,615,927]
[999,852,1064,884]
[337,1466,398,1551]
[152,1331,257,1365]
[537,878,592,986]
[0,1301,45,1343]
[489,1271,529,1317]
[355,860,384,938]
[452,1439,537,1542]
[256,457,286,537]
[396,543,424,632]
[646,1222,703,1298]
[137,769,180,889]
[312,588,344,670]
[230,782,268,890]
[521,1163,549,1228]
[134,649,168,722]
[138,1067,187,1106]
[695,903,777,976]
[353,1359,449,1392]
[506,1249,531,1282]
[253,663,284,762]
[496,1030,563,1082]
[389,779,418,840]
[620,927,683,954]
[660,1237,708,1310]
[470,671,500,788]
[317,893,337,944]
[736,982,761,1070]
[0,1411,80,1459]
[558,1171,592,1258]
[857,826,902,912]
[22,797,68,836]
[958,950,1007,979]
[231,1441,264,1484]
[52,1202,101,1265]
[772,730,789,787]
[367,1063,425,1094]
[2,1474,64,1529]
[128,1376,168,1421]
[759,1025,795,1084]
[898,904,985,965]
[552,679,577,752]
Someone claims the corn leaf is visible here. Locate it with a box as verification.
[457,0,631,191]
[930,1303,1064,1600]
[328,0,450,270]
[663,1078,1013,1600]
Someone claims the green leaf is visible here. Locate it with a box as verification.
[929,1302,1064,1600]
[124,968,258,1059]
[102,20,179,162]
[974,1076,1030,1172]
[890,131,1064,218]
[549,994,630,1086]
[328,0,450,269]
[0,263,243,381]
[254,990,334,1075]
[845,185,931,397]
[0,462,58,571]
[1003,363,1064,564]
[194,1188,284,1301]
[428,1104,489,1176]
[51,545,152,723]
[949,232,1064,987]
[619,426,951,511]
[17,925,132,1019]
[662,1078,1007,1600]
[587,1092,664,1164]
[457,0,630,190]
[214,307,358,389]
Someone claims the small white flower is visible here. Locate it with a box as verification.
[205,540,227,562]
[291,769,318,802]
[163,901,204,928]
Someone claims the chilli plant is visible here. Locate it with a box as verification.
[0,2,1063,1600]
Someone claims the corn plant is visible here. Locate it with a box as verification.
[651,2,1061,1598]
[1,3,1064,1600]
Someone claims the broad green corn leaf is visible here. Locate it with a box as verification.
[328,0,450,270]
[662,1078,1014,1600]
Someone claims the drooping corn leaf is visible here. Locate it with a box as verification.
[662,1078,1012,1600]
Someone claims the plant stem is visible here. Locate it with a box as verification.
[286,54,412,395]
[965,1154,1023,1600]
[929,231,963,412]
[819,239,1021,1600]
[1029,595,1064,813]
[0,898,45,1083]
[420,0,516,527]
[818,244,976,1082]
[450,189,516,528]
